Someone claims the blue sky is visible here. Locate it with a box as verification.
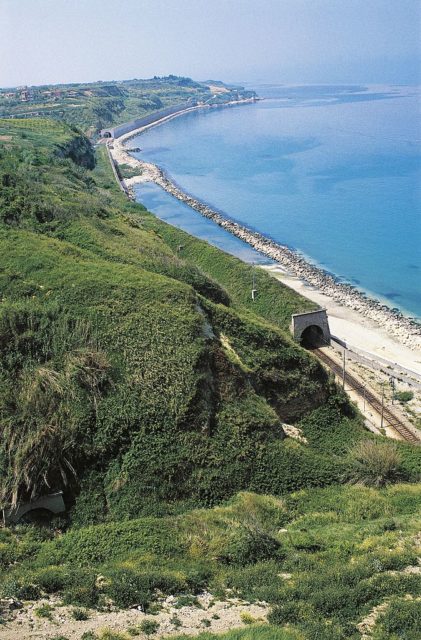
[1,0,420,87]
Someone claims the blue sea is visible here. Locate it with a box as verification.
[132,85,421,319]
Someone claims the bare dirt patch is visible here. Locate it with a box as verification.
[0,592,269,639]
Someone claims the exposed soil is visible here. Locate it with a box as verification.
[0,592,269,639]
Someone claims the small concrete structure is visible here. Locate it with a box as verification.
[291,309,331,347]
[2,491,66,525]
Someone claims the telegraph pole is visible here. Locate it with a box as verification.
[381,383,385,429]
[251,263,257,301]
[342,349,346,389]
[389,376,395,404]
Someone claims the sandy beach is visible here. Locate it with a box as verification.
[265,265,421,378]
[107,112,421,382]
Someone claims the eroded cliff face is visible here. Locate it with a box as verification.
[56,130,95,169]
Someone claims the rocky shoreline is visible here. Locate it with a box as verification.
[109,122,421,351]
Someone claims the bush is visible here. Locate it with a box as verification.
[0,576,41,601]
[62,569,98,607]
[35,566,67,593]
[394,390,413,403]
[96,631,130,640]
[139,619,160,635]
[374,597,421,638]
[223,561,282,602]
[71,607,89,620]
[174,595,201,609]
[106,569,153,609]
[217,526,282,565]
[349,440,402,487]
[185,566,213,593]
[268,601,315,625]
[34,603,54,619]
[239,612,256,625]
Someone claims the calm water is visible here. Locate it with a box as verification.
[132,85,421,318]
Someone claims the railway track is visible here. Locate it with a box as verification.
[312,348,420,445]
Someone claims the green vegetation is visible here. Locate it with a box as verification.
[0,76,256,136]
[349,440,402,487]
[71,607,90,620]
[0,117,371,517]
[139,619,160,635]
[394,390,414,403]
[1,487,420,638]
[173,629,300,640]
[0,117,419,640]
[373,597,421,639]
[34,602,54,619]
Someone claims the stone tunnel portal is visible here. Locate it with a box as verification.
[291,309,331,348]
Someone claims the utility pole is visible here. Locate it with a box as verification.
[389,376,395,404]
[342,349,346,389]
[251,263,257,301]
[381,383,385,430]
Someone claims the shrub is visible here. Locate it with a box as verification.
[349,440,402,487]
[374,597,421,638]
[223,561,282,602]
[185,566,213,593]
[268,601,315,625]
[217,526,282,565]
[97,631,130,640]
[145,602,162,615]
[0,577,41,601]
[35,566,67,593]
[240,612,256,625]
[71,607,89,620]
[394,390,413,403]
[106,569,152,609]
[174,595,201,609]
[170,615,182,628]
[62,569,98,607]
[105,567,188,609]
[34,603,54,619]
[139,619,160,635]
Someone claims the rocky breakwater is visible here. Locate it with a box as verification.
[109,143,421,352]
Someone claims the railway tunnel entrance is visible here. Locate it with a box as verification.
[300,324,325,348]
[291,309,331,347]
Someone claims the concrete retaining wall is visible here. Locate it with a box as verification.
[100,102,192,139]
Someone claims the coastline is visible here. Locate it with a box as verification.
[108,113,421,354]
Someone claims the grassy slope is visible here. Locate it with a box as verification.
[1,118,420,640]
[1,486,420,639]
[1,118,363,515]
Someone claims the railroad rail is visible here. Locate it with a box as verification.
[312,348,420,445]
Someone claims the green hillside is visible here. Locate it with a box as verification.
[1,486,420,639]
[0,118,420,640]
[0,76,256,136]
[0,117,355,517]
